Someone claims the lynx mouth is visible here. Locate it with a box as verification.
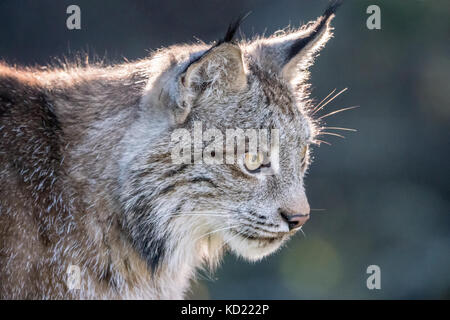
[229,229,288,242]
[245,234,284,242]
[224,229,289,261]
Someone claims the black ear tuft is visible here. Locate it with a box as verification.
[286,0,343,63]
[323,0,344,18]
[183,12,249,73]
[217,12,251,45]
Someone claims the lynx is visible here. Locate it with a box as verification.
[0,2,342,299]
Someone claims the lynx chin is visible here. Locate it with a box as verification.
[0,2,344,299]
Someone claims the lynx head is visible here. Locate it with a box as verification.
[119,2,342,273]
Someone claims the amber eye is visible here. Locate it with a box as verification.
[244,152,264,173]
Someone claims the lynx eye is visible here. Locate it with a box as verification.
[244,152,265,173]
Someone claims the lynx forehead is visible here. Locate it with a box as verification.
[0,2,342,299]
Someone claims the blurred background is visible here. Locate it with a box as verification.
[0,0,448,299]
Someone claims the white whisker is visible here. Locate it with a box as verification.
[312,87,348,115]
[321,126,357,132]
[313,139,332,146]
[318,132,346,139]
[312,88,336,112]
[298,227,306,238]
[318,105,359,120]
[192,225,239,243]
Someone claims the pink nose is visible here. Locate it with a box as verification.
[280,212,309,230]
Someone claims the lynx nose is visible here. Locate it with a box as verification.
[280,211,310,230]
[280,190,310,230]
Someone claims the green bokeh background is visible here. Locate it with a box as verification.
[1,0,448,299]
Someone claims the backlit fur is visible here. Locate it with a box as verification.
[0,3,340,299]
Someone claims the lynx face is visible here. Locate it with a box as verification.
[173,66,315,261]
[0,2,345,299]
[119,4,340,270]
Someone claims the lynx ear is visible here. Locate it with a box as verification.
[180,43,247,97]
[251,0,341,83]
[164,43,246,125]
[163,17,247,124]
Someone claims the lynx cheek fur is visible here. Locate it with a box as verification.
[0,3,341,299]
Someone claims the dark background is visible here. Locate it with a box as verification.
[1,0,448,299]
